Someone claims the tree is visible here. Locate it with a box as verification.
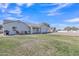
[41,22,50,27]
[64,26,79,31]
[53,27,56,32]
[0,25,3,30]
[64,26,72,31]
[71,26,79,31]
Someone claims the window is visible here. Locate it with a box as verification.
[12,26,16,30]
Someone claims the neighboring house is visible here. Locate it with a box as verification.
[3,20,51,35]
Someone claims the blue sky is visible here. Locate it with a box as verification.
[0,3,79,29]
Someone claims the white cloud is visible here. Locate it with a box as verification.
[0,3,9,12]
[26,3,34,7]
[49,3,72,13]
[9,7,21,14]
[5,17,19,20]
[65,18,79,22]
[8,6,23,17]
[0,3,23,17]
[46,3,72,16]
[3,15,30,21]
[2,14,12,18]
[16,3,24,6]
[47,12,63,16]
[0,3,9,8]
[16,3,34,7]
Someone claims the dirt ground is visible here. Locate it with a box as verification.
[50,32,79,36]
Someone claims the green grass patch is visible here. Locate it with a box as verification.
[0,34,79,55]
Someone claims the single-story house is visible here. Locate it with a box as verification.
[3,20,52,35]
